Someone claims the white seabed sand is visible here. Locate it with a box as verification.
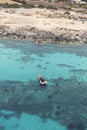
[0,110,67,130]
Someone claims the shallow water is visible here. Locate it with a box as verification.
[0,110,66,130]
[0,39,87,130]
[0,39,87,82]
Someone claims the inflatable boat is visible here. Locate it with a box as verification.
[38,74,48,85]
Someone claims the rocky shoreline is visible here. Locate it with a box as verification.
[0,8,87,44]
[0,25,87,44]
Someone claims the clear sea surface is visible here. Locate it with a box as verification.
[0,39,87,130]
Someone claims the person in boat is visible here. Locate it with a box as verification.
[38,74,48,85]
[38,74,45,82]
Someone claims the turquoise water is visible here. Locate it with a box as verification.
[0,39,87,130]
[0,110,66,130]
[0,40,87,82]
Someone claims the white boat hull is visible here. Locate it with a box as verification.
[40,80,48,85]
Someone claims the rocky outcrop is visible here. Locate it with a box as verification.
[0,25,87,44]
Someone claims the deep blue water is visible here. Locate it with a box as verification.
[0,39,87,130]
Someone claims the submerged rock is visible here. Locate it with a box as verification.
[0,78,87,130]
